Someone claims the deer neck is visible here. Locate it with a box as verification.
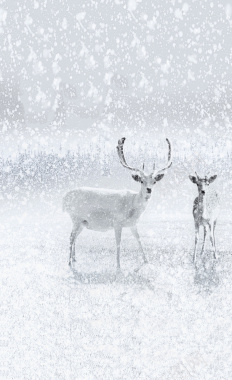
[134,189,150,212]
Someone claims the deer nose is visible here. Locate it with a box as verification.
[201,190,205,195]
[147,188,152,194]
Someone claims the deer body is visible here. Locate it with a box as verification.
[63,187,147,232]
[190,174,220,263]
[64,137,172,269]
[193,191,220,227]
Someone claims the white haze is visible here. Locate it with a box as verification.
[1,1,232,379]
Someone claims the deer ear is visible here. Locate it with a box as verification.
[209,175,217,183]
[189,175,197,184]
[153,174,164,182]
[132,174,142,182]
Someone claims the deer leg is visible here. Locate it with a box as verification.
[201,226,207,256]
[69,222,84,266]
[213,220,217,251]
[114,226,122,270]
[210,222,217,260]
[131,226,148,264]
[193,224,199,263]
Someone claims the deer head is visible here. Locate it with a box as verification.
[189,172,217,196]
[117,137,172,200]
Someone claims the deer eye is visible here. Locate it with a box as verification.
[141,181,144,184]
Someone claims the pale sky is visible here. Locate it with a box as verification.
[0,0,232,141]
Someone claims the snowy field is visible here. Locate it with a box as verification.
[1,198,232,380]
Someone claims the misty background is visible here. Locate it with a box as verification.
[2,3,232,378]
[0,0,232,217]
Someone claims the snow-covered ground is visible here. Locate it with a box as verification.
[1,199,232,380]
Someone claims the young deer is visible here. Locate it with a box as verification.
[189,173,220,263]
[63,137,172,269]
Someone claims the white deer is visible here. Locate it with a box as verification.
[63,137,172,269]
[189,172,220,263]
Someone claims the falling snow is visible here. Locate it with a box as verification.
[1,0,232,379]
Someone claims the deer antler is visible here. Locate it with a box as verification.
[117,138,143,174]
[154,138,172,176]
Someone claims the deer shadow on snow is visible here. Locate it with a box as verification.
[62,237,157,290]
[68,265,153,287]
[194,252,220,293]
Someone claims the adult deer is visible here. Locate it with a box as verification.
[189,172,220,263]
[63,137,172,269]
